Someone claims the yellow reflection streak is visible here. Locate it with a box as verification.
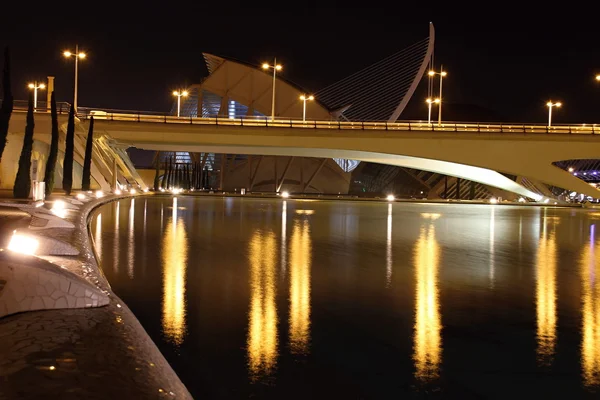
[281,201,287,275]
[247,230,278,379]
[127,199,135,279]
[94,213,102,263]
[535,217,558,365]
[386,203,392,287]
[413,222,442,382]
[489,207,495,288]
[161,197,188,346]
[113,202,119,273]
[289,219,311,355]
[581,225,600,387]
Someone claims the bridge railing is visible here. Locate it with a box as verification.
[11,100,72,114]
[9,102,600,134]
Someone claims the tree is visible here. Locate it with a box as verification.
[62,103,75,195]
[0,47,13,161]
[82,116,94,191]
[153,151,161,191]
[13,93,34,198]
[43,92,59,196]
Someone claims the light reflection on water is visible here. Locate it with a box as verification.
[161,197,188,346]
[93,198,600,398]
[581,224,600,387]
[247,230,278,379]
[413,213,441,382]
[289,218,311,355]
[536,213,558,365]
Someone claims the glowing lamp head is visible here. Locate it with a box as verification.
[300,95,306,100]
[63,51,72,57]
[173,90,179,96]
[275,65,282,71]
[28,83,35,89]
[78,52,86,59]
[546,101,553,107]
[386,194,395,201]
[440,71,447,77]
[281,191,290,198]
[39,84,45,89]
[556,102,562,107]
[308,95,314,101]
[428,70,435,76]
[596,74,600,81]
[434,98,440,103]
[262,63,270,70]
[182,91,188,97]
[568,167,574,172]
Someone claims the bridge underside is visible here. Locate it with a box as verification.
[126,142,543,200]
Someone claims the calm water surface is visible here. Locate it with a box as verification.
[90,197,600,398]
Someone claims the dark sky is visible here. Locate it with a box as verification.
[1,3,599,123]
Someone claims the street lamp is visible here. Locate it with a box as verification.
[262,59,282,122]
[299,94,314,122]
[425,98,440,125]
[596,74,600,81]
[546,101,562,127]
[28,81,46,111]
[63,45,86,113]
[172,90,188,117]
[428,68,447,125]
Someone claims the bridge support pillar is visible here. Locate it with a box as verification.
[219,154,226,190]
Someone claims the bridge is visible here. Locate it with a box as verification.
[7,105,600,200]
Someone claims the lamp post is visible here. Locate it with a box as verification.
[425,98,440,125]
[63,45,86,113]
[299,94,314,122]
[172,90,189,117]
[262,59,283,122]
[428,67,447,125]
[28,81,46,111]
[546,101,562,127]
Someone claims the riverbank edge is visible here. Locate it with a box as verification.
[0,192,193,399]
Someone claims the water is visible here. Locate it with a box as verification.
[90,197,600,398]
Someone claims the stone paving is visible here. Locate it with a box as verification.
[0,193,192,399]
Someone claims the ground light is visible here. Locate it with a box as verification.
[143,188,149,193]
[76,193,86,200]
[518,197,526,203]
[130,189,137,195]
[489,197,498,204]
[95,190,104,198]
[114,189,122,195]
[51,200,67,218]
[281,191,290,198]
[386,194,395,201]
[7,230,39,255]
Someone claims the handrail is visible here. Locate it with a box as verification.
[5,100,600,135]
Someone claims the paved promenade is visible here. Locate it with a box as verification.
[0,193,192,400]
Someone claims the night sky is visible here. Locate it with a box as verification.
[1,4,599,123]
